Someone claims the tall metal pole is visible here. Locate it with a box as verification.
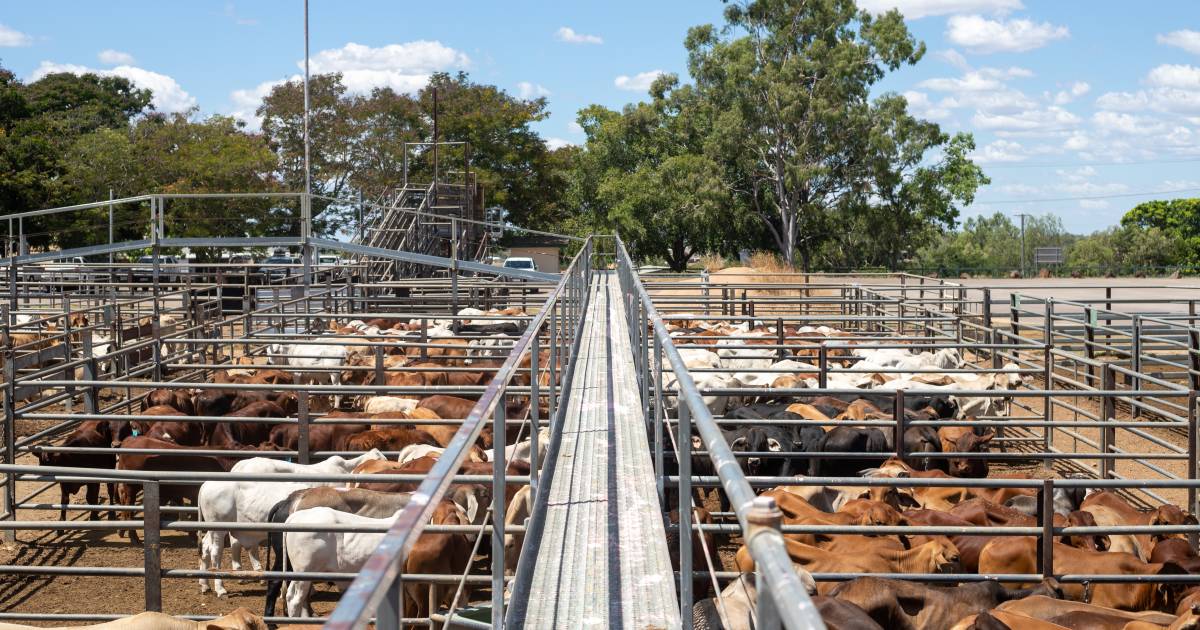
[1018,213,1028,278]
[432,87,439,208]
[303,0,311,199]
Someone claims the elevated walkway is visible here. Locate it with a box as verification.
[508,272,679,628]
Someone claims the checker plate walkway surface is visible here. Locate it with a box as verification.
[513,272,679,628]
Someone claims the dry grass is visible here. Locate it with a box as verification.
[748,250,794,273]
[698,253,728,272]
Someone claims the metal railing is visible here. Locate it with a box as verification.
[324,237,593,630]
[614,236,826,630]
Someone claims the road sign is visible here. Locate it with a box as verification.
[1035,247,1064,264]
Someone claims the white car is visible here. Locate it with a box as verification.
[502,257,538,272]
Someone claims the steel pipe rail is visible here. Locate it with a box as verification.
[614,235,825,630]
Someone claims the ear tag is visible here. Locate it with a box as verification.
[132,429,140,436]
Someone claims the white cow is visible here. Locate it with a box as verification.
[283,507,402,617]
[362,396,419,415]
[230,450,386,478]
[197,478,311,598]
[503,485,533,574]
[485,427,551,465]
[270,338,349,409]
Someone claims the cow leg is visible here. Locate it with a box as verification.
[118,484,140,544]
[105,482,118,520]
[199,531,212,594]
[285,580,312,618]
[58,485,69,534]
[205,530,229,598]
[84,483,100,521]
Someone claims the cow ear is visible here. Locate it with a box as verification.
[1097,535,1110,552]
[766,438,782,452]
[691,436,703,450]
[977,430,995,444]
[466,492,480,524]
[731,437,746,449]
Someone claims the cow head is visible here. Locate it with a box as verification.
[1062,510,1109,552]
[1156,561,1191,610]
[446,483,492,525]
[948,430,994,478]
[730,427,785,476]
[902,426,942,472]
[1150,504,1195,542]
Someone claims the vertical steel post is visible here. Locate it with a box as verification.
[1042,343,1053,469]
[1131,314,1142,418]
[1100,365,1115,479]
[1189,391,1198,523]
[893,389,906,461]
[653,332,664,506]
[1040,479,1054,580]
[108,189,115,267]
[818,345,828,389]
[549,304,558,421]
[530,334,540,496]
[492,398,506,627]
[143,481,162,612]
[748,497,784,630]
[377,574,402,630]
[2,340,14,541]
[678,402,693,628]
[298,391,310,464]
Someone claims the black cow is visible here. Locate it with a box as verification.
[902,425,945,472]
[813,426,890,477]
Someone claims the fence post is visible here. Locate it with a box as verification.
[1189,326,1200,392]
[775,318,785,361]
[373,346,385,386]
[143,481,162,612]
[1131,315,1142,418]
[893,389,906,461]
[653,333,664,507]
[1189,391,1197,528]
[748,496,784,630]
[1041,343,1053,469]
[1038,479,1054,580]
[1100,365,1115,479]
[298,391,310,464]
[492,398,506,628]
[81,329,98,414]
[678,401,693,630]
[3,337,15,541]
[818,345,828,389]
[1010,294,1020,339]
[377,573,403,630]
[531,334,541,497]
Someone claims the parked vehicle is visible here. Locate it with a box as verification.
[130,255,181,285]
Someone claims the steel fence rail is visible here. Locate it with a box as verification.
[614,235,826,630]
[324,237,592,630]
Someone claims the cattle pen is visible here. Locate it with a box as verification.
[2,196,1200,628]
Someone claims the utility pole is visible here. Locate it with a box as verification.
[302,0,311,199]
[1016,213,1029,278]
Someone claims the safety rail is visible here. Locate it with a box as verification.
[613,235,826,630]
[324,236,592,630]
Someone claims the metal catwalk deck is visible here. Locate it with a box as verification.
[515,272,679,628]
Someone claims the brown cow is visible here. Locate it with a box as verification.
[115,435,229,544]
[142,388,195,415]
[1082,491,1196,561]
[829,576,1062,630]
[266,421,370,453]
[403,500,473,619]
[978,537,1188,610]
[35,421,118,526]
[224,400,287,446]
[417,395,478,420]
[343,427,440,452]
[735,536,960,595]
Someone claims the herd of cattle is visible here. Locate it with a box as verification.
[32,307,545,619]
[23,308,1200,629]
[658,319,1200,629]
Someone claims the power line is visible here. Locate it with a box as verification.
[972,187,1200,206]
[983,157,1200,169]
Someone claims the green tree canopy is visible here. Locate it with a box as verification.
[684,0,937,269]
[1120,198,1200,263]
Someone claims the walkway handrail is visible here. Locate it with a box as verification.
[325,236,593,630]
[614,235,826,630]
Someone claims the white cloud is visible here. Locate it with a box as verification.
[946,15,1069,53]
[30,61,196,112]
[1051,81,1090,105]
[1063,132,1090,151]
[614,70,665,92]
[545,137,573,150]
[1158,30,1200,55]
[903,91,953,119]
[98,49,136,65]
[919,72,1004,92]
[307,41,469,94]
[1078,199,1110,209]
[973,139,1026,163]
[1147,64,1200,90]
[228,79,288,131]
[516,82,550,99]
[0,24,32,47]
[567,121,584,135]
[856,0,1022,19]
[555,27,603,45]
[1092,111,1168,135]
[973,106,1079,132]
[938,49,971,71]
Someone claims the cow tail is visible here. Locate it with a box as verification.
[263,497,291,619]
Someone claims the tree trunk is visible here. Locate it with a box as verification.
[667,237,689,272]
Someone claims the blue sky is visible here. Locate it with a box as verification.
[1,1,1199,233]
